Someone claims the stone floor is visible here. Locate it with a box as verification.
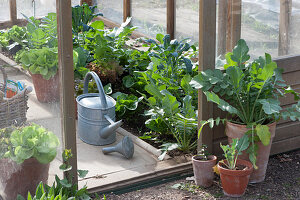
[0,52,192,192]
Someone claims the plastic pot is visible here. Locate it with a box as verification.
[218,159,253,197]
[192,155,217,188]
[225,121,276,183]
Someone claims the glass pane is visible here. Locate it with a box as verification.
[289,1,300,55]
[131,0,167,37]
[97,0,123,24]
[241,0,280,59]
[175,0,199,42]
[0,0,10,21]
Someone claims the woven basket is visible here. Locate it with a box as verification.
[0,67,32,129]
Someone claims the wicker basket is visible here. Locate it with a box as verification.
[0,67,32,129]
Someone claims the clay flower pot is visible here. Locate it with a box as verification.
[0,158,50,200]
[225,121,276,183]
[192,155,217,188]
[30,72,60,103]
[218,159,253,197]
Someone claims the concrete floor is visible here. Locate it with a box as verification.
[0,53,192,192]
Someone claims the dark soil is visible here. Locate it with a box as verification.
[105,149,300,200]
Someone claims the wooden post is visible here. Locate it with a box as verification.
[10,0,17,23]
[279,0,292,56]
[56,0,78,184]
[198,0,216,153]
[226,0,241,52]
[123,0,131,22]
[217,0,228,58]
[226,0,232,52]
[167,0,176,39]
[231,0,241,49]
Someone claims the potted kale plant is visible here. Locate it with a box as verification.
[217,135,253,197]
[190,39,300,183]
[0,124,60,200]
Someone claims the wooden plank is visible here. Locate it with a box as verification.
[80,0,93,6]
[198,0,216,153]
[56,0,78,184]
[217,0,228,58]
[270,135,300,155]
[282,71,300,86]
[230,0,241,48]
[167,0,176,39]
[0,19,28,29]
[123,0,131,22]
[273,121,300,142]
[10,0,17,23]
[278,0,292,56]
[275,55,300,73]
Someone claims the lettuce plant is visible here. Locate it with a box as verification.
[4,124,60,164]
[17,47,58,80]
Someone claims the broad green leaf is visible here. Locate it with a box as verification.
[258,98,282,115]
[255,124,271,146]
[204,91,238,114]
[226,66,243,89]
[236,134,250,154]
[257,61,277,81]
[145,84,163,99]
[78,169,89,178]
[156,33,164,43]
[231,39,250,65]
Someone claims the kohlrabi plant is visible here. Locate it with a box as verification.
[190,39,300,168]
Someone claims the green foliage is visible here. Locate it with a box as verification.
[17,47,58,80]
[4,124,60,164]
[86,17,136,70]
[0,127,13,159]
[24,13,58,49]
[190,39,300,168]
[112,92,143,116]
[73,47,92,79]
[220,135,250,170]
[72,3,103,37]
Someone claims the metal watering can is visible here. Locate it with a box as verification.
[76,71,122,145]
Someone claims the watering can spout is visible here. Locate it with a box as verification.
[100,115,123,139]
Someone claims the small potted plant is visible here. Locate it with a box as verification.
[190,39,300,182]
[16,47,59,103]
[192,145,217,188]
[0,124,60,200]
[217,135,253,197]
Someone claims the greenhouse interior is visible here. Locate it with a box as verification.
[0,0,300,199]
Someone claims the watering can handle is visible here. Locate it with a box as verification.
[83,71,108,108]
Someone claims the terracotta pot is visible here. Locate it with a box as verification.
[30,72,59,103]
[0,158,50,200]
[192,155,217,188]
[225,121,276,183]
[218,159,253,197]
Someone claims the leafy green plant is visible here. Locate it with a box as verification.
[190,39,300,168]
[4,123,60,164]
[112,92,143,117]
[24,13,58,49]
[219,135,249,170]
[17,47,58,80]
[17,149,90,200]
[72,3,103,37]
[0,127,13,159]
[84,18,135,72]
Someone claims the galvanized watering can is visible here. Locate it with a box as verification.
[76,71,122,145]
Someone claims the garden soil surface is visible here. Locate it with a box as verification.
[105,148,300,200]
